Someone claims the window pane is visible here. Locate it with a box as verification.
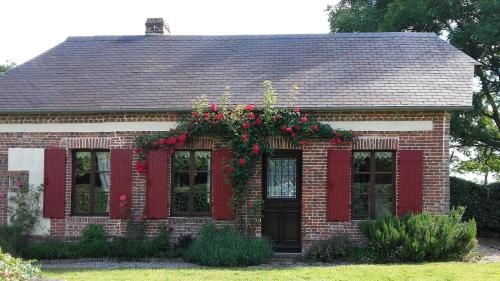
[174,151,190,171]
[267,158,296,198]
[173,172,190,214]
[193,186,210,213]
[353,152,371,173]
[375,152,393,172]
[376,194,393,218]
[195,151,211,171]
[376,174,393,194]
[95,151,110,214]
[352,193,369,220]
[94,172,110,214]
[74,152,91,213]
[353,174,370,194]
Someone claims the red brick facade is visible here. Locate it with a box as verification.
[0,111,450,251]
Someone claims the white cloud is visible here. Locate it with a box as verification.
[0,0,338,64]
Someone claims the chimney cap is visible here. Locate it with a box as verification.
[145,18,165,35]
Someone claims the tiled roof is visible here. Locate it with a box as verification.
[0,32,477,112]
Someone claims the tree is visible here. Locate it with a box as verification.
[0,61,15,75]
[327,0,500,150]
[453,147,500,184]
[327,0,500,180]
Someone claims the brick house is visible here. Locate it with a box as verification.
[0,19,477,252]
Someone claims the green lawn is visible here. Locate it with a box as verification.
[43,262,500,281]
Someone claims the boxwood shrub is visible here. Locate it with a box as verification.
[450,176,500,235]
[184,223,272,267]
[360,207,477,263]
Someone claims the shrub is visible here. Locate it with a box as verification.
[184,223,272,267]
[0,248,40,281]
[22,240,80,260]
[304,235,368,262]
[360,207,477,262]
[450,177,500,235]
[173,234,194,252]
[0,225,24,256]
[78,224,108,257]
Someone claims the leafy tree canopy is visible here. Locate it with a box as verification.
[0,61,15,75]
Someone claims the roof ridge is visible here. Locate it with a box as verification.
[66,32,437,41]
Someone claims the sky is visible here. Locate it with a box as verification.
[0,0,338,64]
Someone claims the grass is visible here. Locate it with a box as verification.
[43,262,500,281]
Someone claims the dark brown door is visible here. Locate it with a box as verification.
[262,150,301,252]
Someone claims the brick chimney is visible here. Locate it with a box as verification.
[145,18,165,35]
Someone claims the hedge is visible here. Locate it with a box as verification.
[450,177,500,235]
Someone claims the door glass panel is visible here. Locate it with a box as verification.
[174,151,190,171]
[267,158,296,198]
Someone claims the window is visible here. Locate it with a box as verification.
[171,150,211,216]
[71,150,110,216]
[352,151,394,220]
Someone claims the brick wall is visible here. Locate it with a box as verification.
[0,111,450,251]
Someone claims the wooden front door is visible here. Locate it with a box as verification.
[262,150,301,252]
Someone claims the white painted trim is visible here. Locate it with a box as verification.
[326,121,433,131]
[0,120,433,133]
[0,122,177,133]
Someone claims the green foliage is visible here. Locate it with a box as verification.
[360,208,477,262]
[450,177,500,235]
[22,240,80,260]
[125,219,148,242]
[0,248,40,281]
[453,147,500,184]
[304,235,368,263]
[184,223,272,267]
[23,224,174,260]
[327,0,500,152]
[0,61,15,75]
[0,225,23,256]
[8,185,43,235]
[0,184,43,256]
[78,224,108,258]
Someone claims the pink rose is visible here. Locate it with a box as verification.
[210,103,218,112]
[119,195,127,201]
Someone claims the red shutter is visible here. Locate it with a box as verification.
[43,148,66,218]
[212,148,234,220]
[146,150,169,219]
[398,150,424,217]
[326,150,351,221]
[110,149,132,219]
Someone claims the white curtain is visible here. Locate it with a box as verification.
[96,152,111,191]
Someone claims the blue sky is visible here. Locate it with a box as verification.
[0,0,337,64]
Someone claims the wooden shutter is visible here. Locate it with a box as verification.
[110,149,132,219]
[212,148,234,220]
[43,148,66,218]
[398,150,424,217]
[326,150,351,221]
[146,150,169,219]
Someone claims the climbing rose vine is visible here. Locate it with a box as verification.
[134,81,356,211]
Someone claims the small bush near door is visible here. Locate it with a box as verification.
[360,207,477,263]
[184,223,272,267]
[304,235,369,263]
